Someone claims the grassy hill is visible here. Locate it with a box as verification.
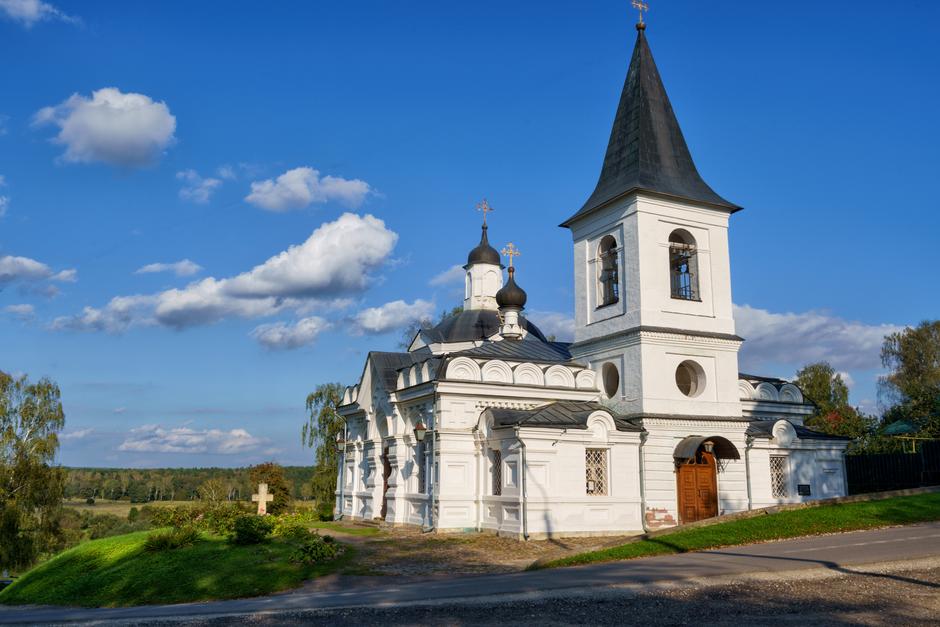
[0,529,352,607]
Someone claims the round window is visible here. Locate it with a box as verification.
[602,363,620,399]
[675,361,705,398]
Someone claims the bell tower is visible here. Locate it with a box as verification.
[562,22,744,419]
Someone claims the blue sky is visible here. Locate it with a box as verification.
[1,1,937,468]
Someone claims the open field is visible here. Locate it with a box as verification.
[540,492,940,568]
[63,500,191,518]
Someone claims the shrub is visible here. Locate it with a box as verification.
[148,504,203,530]
[127,507,140,523]
[204,502,251,536]
[85,497,95,506]
[144,526,200,552]
[270,510,316,541]
[230,516,273,545]
[289,534,342,565]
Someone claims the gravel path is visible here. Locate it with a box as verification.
[140,563,940,626]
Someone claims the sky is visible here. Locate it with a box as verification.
[1,1,938,468]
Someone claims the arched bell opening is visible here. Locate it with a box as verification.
[673,436,740,524]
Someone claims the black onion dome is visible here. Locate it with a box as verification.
[466,224,502,267]
[496,267,527,309]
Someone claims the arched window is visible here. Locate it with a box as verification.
[669,230,699,301]
[597,235,619,306]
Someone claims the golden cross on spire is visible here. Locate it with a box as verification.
[501,242,521,268]
[476,198,494,226]
[632,0,648,26]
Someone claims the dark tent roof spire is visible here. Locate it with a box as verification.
[561,26,740,227]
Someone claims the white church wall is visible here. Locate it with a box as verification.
[633,196,735,335]
[748,429,848,509]
[570,198,639,344]
[635,334,742,417]
[642,419,749,527]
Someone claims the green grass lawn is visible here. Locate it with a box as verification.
[539,492,940,569]
[0,530,353,607]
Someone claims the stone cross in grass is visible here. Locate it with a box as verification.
[252,482,274,516]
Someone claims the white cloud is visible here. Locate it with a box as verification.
[526,311,575,342]
[177,169,222,204]
[251,316,330,350]
[245,166,371,212]
[0,115,8,135]
[0,196,8,218]
[33,88,176,167]
[135,259,202,277]
[216,165,237,180]
[53,213,398,332]
[118,424,264,454]
[0,255,50,283]
[50,295,156,333]
[734,304,902,372]
[3,303,34,319]
[51,268,77,282]
[113,407,127,414]
[60,427,93,441]
[429,264,465,287]
[351,299,435,335]
[836,371,855,389]
[0,0,75,27]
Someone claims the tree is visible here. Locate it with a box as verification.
[198,478,227,504]
[879,321,940,437]
[795,362,874,439]
[0,371,66,573]
[248,462,291,515]
[303,383,344,518]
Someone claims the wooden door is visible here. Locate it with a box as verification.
[380,447,391,520]
[676,452,718,523]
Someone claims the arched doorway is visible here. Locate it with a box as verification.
[673,436,740,524]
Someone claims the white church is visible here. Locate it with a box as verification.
[334,22,850,538]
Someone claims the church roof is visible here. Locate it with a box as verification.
[746,420,852,441]
[421,309,547,344]
[368,351,423,390]
[487,401,644,432]
[452,338,574,363]
[561,27,740,228]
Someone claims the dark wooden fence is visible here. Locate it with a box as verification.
[846,441,940,494]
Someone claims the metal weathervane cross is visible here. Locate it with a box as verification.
[501,242,521,268]
[632,0,649,26]
[476,198,494,225]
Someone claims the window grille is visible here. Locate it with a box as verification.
[770,456,789,498]
[491,450,502,496]
[670,242,699,300]
[585,448,608,496]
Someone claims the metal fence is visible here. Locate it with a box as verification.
[846,441,940,494]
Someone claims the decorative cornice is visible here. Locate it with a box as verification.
[571,326,743,351]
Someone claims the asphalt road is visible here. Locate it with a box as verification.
[2,522,939,625]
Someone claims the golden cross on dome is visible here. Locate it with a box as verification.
[476,198,494,226]
[501,242,521,268]
[632,0,648,26]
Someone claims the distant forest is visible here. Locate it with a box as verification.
[64,467,316,503]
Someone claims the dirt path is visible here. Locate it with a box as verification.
[328,524,637,577]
